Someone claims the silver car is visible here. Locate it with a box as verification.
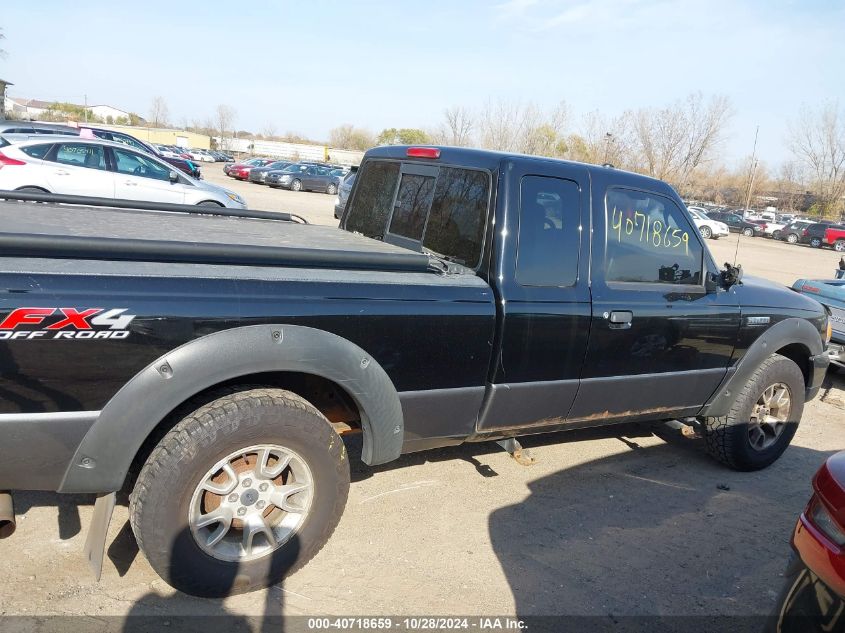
[0,135,246,208]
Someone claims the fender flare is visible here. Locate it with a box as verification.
[699,317,824,418]
[59,324,404,493]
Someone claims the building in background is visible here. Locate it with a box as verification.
[96,123,211,150]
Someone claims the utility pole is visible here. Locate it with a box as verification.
[84,94,88,123]
[743,126,760,214]
[603,132,613,164]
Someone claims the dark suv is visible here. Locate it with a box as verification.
[707,211,766,236]
[802,221,838,248]
[778,220,813,244]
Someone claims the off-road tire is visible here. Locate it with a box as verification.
[129,387,349,597]
[702,354,804,471]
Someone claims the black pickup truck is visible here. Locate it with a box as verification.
[0,145,831,597]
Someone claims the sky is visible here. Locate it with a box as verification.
[2,0,843,169]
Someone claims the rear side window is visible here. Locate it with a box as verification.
[516,176,581,287]
[423,167,488,267]
[53,143,106,170]
[346,161,400,238]
[21,144,52,159]
[605,189,702,285]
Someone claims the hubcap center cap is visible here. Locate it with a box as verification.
[240,489,259,506]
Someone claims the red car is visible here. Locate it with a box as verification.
[224,158,273,179]
[768,452,845,632]
[825,226,845,252]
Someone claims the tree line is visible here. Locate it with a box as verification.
[328,95,845,218]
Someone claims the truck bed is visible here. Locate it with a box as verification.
[0,201,431,272]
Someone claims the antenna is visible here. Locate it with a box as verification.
[733,125,759,267]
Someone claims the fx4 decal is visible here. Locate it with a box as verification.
[0,308,136,340]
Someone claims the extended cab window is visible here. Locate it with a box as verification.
[516,176,580,286]
[605,189,702,285]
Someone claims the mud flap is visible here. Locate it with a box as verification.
[83,492,115,581]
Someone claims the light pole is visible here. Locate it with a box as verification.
[603,132,613,164]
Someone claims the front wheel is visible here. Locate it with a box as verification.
[699,225,712,239]
[742,227,754,237]
[702,354,804,471]
[291,179,302,192]
[326,183,338,195]
[835,240,845,252]
[129,388,350,597]
[772,230,782,240]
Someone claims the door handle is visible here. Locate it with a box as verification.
[123,181,138,186]
[54,170,70,176]
[606,310,633,329]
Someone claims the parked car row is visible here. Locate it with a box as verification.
[226,157,351,195]
[155,145,233,163]
[0,132,246,209]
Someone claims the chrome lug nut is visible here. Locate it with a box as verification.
[256,501,266,509]
[259,483,269,492]
[228,493,238,503]
[237,507,247,516]
[242,478,253,488]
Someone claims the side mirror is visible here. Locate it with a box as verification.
[169,171,179,184]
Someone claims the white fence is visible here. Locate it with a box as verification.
[216,137,364,166]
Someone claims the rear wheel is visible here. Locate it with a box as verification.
[772,230,782,240]
[702,354,804,471]
[810,237,822,248]
[699,225,712,239]
[835,240,845,252]
[291,179,302,192]
[787,233,799,244]
[129,388,349,597]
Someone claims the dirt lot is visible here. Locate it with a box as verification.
[2,166,844,627]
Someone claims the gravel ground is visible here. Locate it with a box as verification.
[2,167,843,626]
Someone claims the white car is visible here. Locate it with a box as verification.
[188,149,216,163]
[687,207,729,239]
[155,144,181,159]
[0,136,246,208]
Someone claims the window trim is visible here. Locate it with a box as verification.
[603,185,706,290]
[515,174,582,288]
[347,158,493,272]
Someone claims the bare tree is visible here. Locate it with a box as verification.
[215,104,236,150]
[477,98,568,156]
[626,93,732,192]
[443,105,473,146]
[261,122,277,140]
[0,27,7,59]
[149,96,169,128]
[789,102,845,217]
[329,124,375,151]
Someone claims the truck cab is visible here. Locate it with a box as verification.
[341,146,827,440]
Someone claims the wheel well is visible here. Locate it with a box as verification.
[15,186,49,193]
[775,343,811,388]
[196,200,224,207]
[123,371,362,493]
